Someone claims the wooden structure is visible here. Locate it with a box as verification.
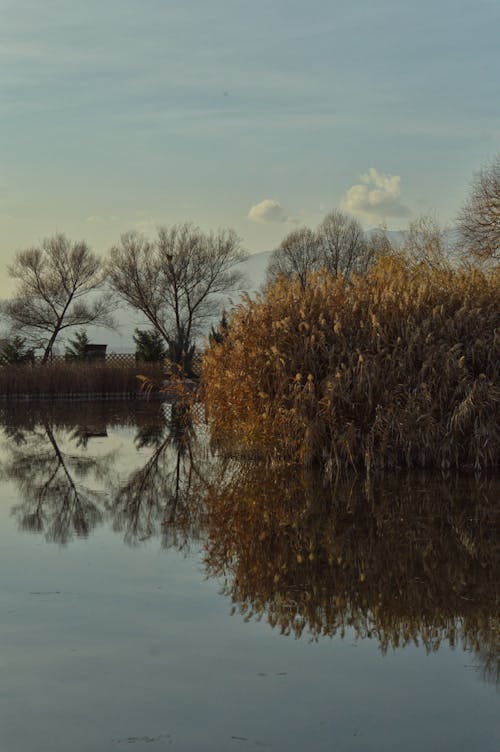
[84,344,107,360]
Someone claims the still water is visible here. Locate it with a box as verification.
[0,401,498,752]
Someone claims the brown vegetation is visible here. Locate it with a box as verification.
[202,255,500,472]
[0,360,163,399]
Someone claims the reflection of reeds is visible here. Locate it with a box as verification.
[202,462,499,684]
[0,399,167,434]
[203,256,500,472]
[0,361,163,399]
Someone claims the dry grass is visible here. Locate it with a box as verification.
[0,360,164,399]
[202,255,500,472]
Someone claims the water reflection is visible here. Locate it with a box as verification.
[0,402,498,688]
[109,402,204,549]
[0,401,205,549]
[2,418,112,543]
[202,462,499,687]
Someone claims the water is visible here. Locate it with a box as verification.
[0,401,498,752]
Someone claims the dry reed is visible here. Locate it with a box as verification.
[202,255,500,472]
[0,360,164,400]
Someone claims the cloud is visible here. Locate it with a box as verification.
[85,214,120,223]
[247,199,299,224]
[341,168,410,219]
[248,199,286,223]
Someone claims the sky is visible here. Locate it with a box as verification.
[1,0,499,296]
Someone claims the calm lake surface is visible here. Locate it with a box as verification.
[0,401,498,752]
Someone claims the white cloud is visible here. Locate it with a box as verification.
[247,198,300,224]
[85,214,120,223]
[248,199,286,223]
[341,168,410,219]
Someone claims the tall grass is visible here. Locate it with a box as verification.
[0,360,164,399]
[202,255,500,472]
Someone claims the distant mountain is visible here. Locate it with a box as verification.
[239,250,271,294]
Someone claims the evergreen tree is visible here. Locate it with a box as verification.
[165,326,197,378]
[208,312,229,346]
[64,329,90,360]
[134,329,167,362]
[0,336,35,366]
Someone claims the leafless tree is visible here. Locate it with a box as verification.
[266,210,374,288]
[108,223,246,369]
[317,209,373,276]
[4,234,113,363]
[402,215,451,269]
[266,227,321,288]
[457,154,500,264]
[366,225,396,258]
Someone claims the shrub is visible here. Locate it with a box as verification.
[202,255,500,472]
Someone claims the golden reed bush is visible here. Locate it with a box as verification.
[202,256,500,472]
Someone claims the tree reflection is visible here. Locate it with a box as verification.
[4,421,112,544]
[0,401,207,549]
[109,402,206,549]
[1,401,498,688]
[202,463,499,686]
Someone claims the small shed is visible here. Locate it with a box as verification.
[84,344,107,361]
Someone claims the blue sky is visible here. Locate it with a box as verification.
[1,0,499,294]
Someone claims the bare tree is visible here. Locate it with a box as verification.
[317,209,373,276]
[4,234,113,363]
[402,215,450,269]
[266,227,321,288]
[108,223,246,369]
[366,225,396,258]
[457,154,500,264]
[266,210,374,288]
